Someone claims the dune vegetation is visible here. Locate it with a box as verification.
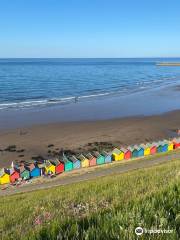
[0,159,179,240]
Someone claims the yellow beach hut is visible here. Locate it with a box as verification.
[166,140,174,151]
[0,168,10,185]
[44,161,56,175]
[78,154,89,168]
[112,148,124,161]
[141,144,151,156]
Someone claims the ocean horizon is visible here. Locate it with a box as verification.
[0,58,180,110]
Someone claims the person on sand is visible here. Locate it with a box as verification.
[74,96,78,103]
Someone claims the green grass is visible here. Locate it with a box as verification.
[0,159,179,240]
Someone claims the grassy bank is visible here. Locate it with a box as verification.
[0,159,179,240]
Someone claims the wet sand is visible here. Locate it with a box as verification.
[0,110,179,168]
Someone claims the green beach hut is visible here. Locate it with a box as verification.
[19,165,30,180]
[93,151,105,165]
[60,155,73,172]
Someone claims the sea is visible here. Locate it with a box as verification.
[0,58,180,110]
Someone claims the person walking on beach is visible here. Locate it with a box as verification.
[74,96,78,103]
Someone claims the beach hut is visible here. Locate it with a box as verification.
[86,153,97,167]
[93,151,105,165]
[27,163,41,178]
[167,140,174,151]
[19,165,30,180]
[51,159,64,174]
[130,145,139,158]
[38,162,46,175]
[173,138,180,149]
[9,168,20,183]
[69,155,81,169]
[101,151,112,163]
[161,141,168,152]
[112,148,124,161]
[141,144,150,156]
[137,146,144,157]
[77,154,89,168]
[150,142,157,155]
[121,148,132,160]
[60,155,73,172]
[45,161,56,175]
[157,141,163,153]
[0,168,10,185]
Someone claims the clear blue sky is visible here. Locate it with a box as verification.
[0,0,180,58]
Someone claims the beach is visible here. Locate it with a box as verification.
[0,109,179,168]
[0,58,180,168]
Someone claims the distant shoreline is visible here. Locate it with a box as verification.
[157,62,180,66]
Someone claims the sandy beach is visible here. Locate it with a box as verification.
[0,110,179,168]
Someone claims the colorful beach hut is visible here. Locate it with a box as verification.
[69,155,81,169]
[38,162,46,175]
[85,153,97,167]
[167,140,174,151]
[19,165,30,180]
[101,151,112,163]
[60,155,73,172]
[157,141,163,153]
[45,161,56,175]
[51,159,64,174]
[93,151,105,165]
[150,142,157,155]
[112,148,124,161]
[0,168,10,185]
[141,144,150,156]
[77,154,89,168]
[27,163,41,178]
[137,146,144,157]
[120,148,132,160]
[173,138,180,149]
[130,145,139,158]
[9,168,20,183]
[161,140,168,152]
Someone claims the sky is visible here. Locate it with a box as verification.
[0,0,180,58]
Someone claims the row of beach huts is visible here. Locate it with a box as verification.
[0,137,180,185]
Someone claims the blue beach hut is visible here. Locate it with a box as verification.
[101,151,112,164]
[69,155,81,169]
[27,163,41,178]
[137,146,144,157]
[161,140,168,152]
[130,145,138,158]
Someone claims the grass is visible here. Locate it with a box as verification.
[0,159,179,240]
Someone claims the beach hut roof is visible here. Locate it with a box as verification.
[112,148,121,155]
[140,143,148,148]
[77,154,86,161]
[9,167,20,175]
[0,168,10,177]
[50,159,61,166]
[137,146,143,151]
[59,154,70,163]
[69,155,79,163]
[120,147,128,153]
[127,146,134,152]
[45,161,53,167]
[101,151,109,157]
[92,151,101,158]
[86,153,94,159]
[26,163,36,171]
[38,163,46,168]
